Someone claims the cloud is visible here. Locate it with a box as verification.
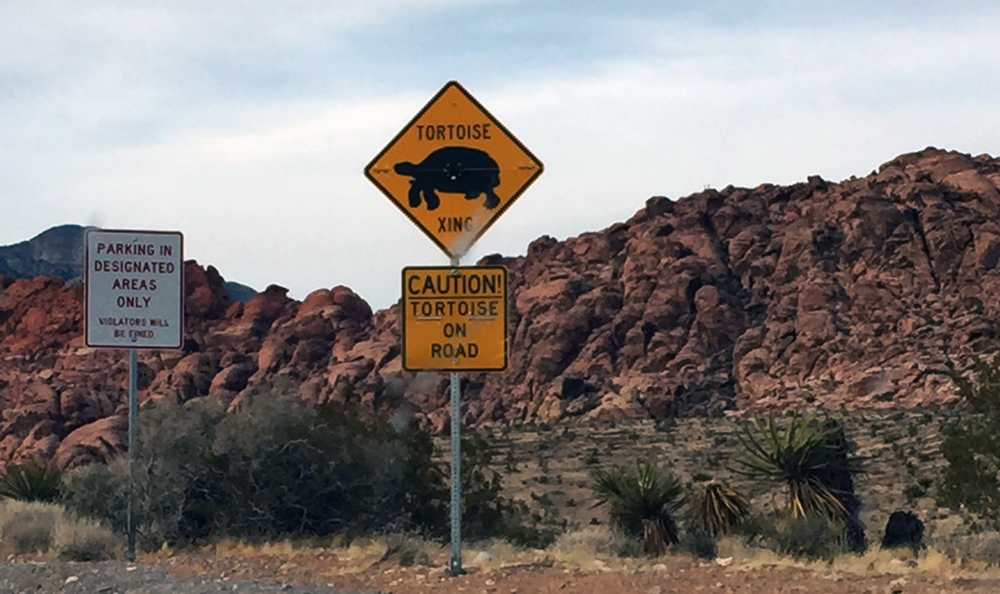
[2,1,999,311]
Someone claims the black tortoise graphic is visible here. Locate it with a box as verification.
[394,146,501,211]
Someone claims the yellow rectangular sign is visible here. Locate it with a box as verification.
[402,266,507,371]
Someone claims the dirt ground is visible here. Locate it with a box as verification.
[141,542,1000,594]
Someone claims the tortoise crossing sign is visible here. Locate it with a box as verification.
[365,81,544,259]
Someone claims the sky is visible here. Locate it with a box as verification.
[2,1,999,310]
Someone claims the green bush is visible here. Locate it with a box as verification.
[590,462,684,556]
[755,513,849,561]
[202,396,410,538]
[732,415,857,519]
[938,354,1000,528]
[0,460,64,503]
[65,398,223,549]
[64,392,538,550]
[940,420,1000,525]
[731,414,866,552]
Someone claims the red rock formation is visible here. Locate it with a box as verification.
[2,148,1000,469]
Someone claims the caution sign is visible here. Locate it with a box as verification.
[85,229,184,349]
[366,81,544,259]
[402,266,507,371]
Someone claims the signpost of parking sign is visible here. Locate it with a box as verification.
[85,229,184,349]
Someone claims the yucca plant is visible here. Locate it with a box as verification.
[690,482,750,537]
[590,462,684,556]
[730,414,862,521]
[0,461,64,503]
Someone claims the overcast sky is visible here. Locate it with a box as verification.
[2,1,999,310]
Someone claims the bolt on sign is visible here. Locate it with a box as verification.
[365,81,544,259]
[402,266,508,371]
[85,229,184,349]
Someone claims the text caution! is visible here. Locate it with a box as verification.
[85,229,184,349]
[402,266,507,371]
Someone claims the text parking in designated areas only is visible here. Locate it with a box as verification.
[85,229,184,349]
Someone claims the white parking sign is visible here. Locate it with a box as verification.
[85,229,184,349]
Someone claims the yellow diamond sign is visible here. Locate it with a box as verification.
[365,81,544,259]
[402,266,508,371]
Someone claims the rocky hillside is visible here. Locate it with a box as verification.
[2,147,1000,470]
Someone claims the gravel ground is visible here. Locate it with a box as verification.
[0,561,375,594]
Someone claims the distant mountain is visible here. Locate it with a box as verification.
[0,224,257,302]
[223,281,257,304]
[0,224,88,281]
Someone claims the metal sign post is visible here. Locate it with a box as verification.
[448,257,463,576]
[127,348,138,561]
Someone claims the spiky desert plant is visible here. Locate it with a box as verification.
[690,482,750,538]
[731,414,861,521]
[0,461,64,503]
[590,462,683,555]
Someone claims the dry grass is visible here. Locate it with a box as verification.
[711,533,1000,580]
[0,499,58,555]
[207,533,450,576]
[0,499,120,560]
[51,512,121,561]
[549,526,637,566]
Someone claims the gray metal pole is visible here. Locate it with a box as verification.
[127,348,138,561]
[449,257,463,576]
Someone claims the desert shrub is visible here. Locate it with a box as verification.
[938,354,1000,528]
[739,511,848,561]
[732,414,866,552]
[65,398,223,548]
[934,532,1000,567]
[881,510,924,552]
[51,513,121,561]
[0,499,119,560]
[590,462,684,556]
[550,525,640,558]
[0,460,64,503]
[769,514,848,561]
[67,396,408,544]
[63,459,130,537]
[940,421,1000,526]
[677,530,717,559]
[690,482,750,538]
[0,499,59,554]
[65,392,536,549]
[457,432,562,549]
[203,396,410,538]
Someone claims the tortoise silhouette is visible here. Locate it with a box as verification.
[394,147,501,211]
